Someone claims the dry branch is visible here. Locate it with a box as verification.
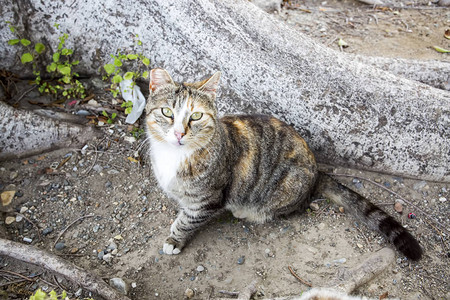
[0,238,130,300]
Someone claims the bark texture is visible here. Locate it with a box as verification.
[0,101,99,160]
[0,238,131,300]
[0,0,448,181]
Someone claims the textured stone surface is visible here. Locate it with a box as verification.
[0,0,448,181]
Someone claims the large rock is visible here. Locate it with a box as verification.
[0,0,448,182]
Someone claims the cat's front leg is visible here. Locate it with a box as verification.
[163,203,223,255]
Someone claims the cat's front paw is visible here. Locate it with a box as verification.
[163,237,184,255]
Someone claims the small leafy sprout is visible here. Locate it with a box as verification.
[102,110,117,124]
[121,100,133,115]
[131,127,145,139]
[103,35,150,115]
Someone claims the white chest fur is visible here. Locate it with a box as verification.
[150,141,192,192]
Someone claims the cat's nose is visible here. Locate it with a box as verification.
[174,131,185,141]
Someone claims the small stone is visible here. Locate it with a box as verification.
[131,282,137,288]
[15,215,23,222]
[309,202,319,211]
[5,216,15,225]
[10,171,18,180]
[185,288,195,299]
[23,237,33,243]
[339,206,345,213]
[264,248,271,254]
[439,197,447,203]
[108,241,118,251]
[1,191,16,206]
[237,256,245,265]
[103,253,113,263]
[394,202,403,213]
[55,242,65,250]
[112,249,118,255]
[93,165,103,172]
[158,249,164,255]
[383,182,391,188]
[356,243,363,249]
[75,288,83,297]
[42,227,53,235]
[109,277,129,295]
[70,247,79,254]
[98,250,105,260]
[196,265,205,272]
[374,178,382,183]
[20,206,28,214]
[87,99,99,107]
[105,181,112,188]
[93,225,100,233]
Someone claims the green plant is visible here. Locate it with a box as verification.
[131,127,145,139]
[103,34,150,107]
[102,110,117,124]
[121,100,133,114]
[30,289,94,300]
[6,22,85,99]
[6,21,45,85]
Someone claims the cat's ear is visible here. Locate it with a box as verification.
[197,72,221,95]
[149,68,174,92]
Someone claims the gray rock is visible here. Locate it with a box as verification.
[108,241,118,251]
[98,250,105,260]
[103,253,113,263]
[196,265,205,272]
[237,256,245,265]
[109,277,129,295]
[55,242,65,250]
[42,227,53,235]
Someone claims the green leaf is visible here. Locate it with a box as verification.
[125,107,132,114]
[61,48,69,55]
[111,112,117,119]
[142,71,149,79]
[53,52,60,62]
[35,42,45,54]
[63,91,68,96]
[61,291,67,298]
[114,58,123,67]
[59,66,71,75]
[126,54,138,60]
[20,39,31,46]
[48,62,57,72]
[104,64,115,75]
[124,72,134,80]
[102,110,108,117]
[20,52,33,64]
[432,45,450,53]
[142,57,150,66]
[31,289,47,300]
[62,76,71,84]
[72,60,80,65]
[7,39,20,45]
[112,74,123,84]
[8,25,15,33]
[138,40,142,46]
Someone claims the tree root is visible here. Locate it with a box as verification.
[0,238,130,300]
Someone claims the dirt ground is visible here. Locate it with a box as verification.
[0,1,449,299]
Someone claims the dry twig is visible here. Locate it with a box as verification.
[53,214,96,248]
[14,212,42,242]
[288,266,312,287]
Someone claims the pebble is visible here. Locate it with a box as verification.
[237,256,245,265]
[356,243,363,249]
[55,242,65,250]
[75,288,83,297]
[309,202,320,211]
[103,253,113,263]
[109,277,129,295]
[20,206,28,214]
[76,110,90,116]
[196,265,205,272]
[158,249,164,255]
[93,225,100,233]
[383,182,391,188]
[105,181,112,188]
[15,215,23,222]
[394,202,403,213]
[70,247,79,254]
[131,282,137,288]
[108,241,118,251]
[98,250,105,260]
[93,165,103,173]
[1,191,16,206]
[339,206,345,213]
[10,171,18,180]
[185,288,195,299]
[439,197,447,203]
[42,227,53,235]
[87,99,100,107]
[5,216,15,224]
[23,237,33,243]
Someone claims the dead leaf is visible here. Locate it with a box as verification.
[432,45,450,53]
[379,291,389,300]
[445,29,450,40]
[127,156,139,163]
[338,38,349,48]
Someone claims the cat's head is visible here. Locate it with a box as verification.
[145,68,221,151]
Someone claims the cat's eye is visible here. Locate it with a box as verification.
[190,112,203,121]
[161,107,173,118]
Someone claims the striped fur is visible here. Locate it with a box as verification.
[145,69,422,260]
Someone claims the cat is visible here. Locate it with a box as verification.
[144,68,422,260]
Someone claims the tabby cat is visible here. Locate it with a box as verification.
[145,68,422,260]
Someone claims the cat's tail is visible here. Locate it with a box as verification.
[313,173,422,260]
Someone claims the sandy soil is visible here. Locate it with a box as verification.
[0,1,449,299]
